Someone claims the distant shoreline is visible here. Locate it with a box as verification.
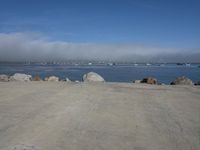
[1,61,200,65]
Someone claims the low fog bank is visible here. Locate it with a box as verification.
[0,32,199,63]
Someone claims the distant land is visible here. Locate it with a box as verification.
[0,60,200,66]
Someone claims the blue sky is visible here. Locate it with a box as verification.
[0,0,199,47]
[0,0,200,62]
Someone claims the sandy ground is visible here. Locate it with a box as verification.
[0,82,200,150]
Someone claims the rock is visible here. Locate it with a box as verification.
[194,81,200,85]
[44,76,59,81]
[83,72,105,82]
[133,80,141,83]
[32,75,42,81]
[60,78,71,82]
[65,77,71,82]
[171,76,193,85]
[141,77,157,84]
[75,80,80,83]
[9,73,32,81]
[0,74,9,82]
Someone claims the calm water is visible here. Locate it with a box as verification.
[0,64,200,84]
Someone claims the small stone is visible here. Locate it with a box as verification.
[133,80,141,83]
[65,77,71,82]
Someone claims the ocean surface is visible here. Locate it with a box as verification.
[0,64,200,84]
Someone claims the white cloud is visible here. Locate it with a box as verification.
[0,32,199,62]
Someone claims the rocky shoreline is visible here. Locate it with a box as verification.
[0,72,199,86]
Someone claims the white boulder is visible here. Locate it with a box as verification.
[10,73,32,81]
[83,72,105,82]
